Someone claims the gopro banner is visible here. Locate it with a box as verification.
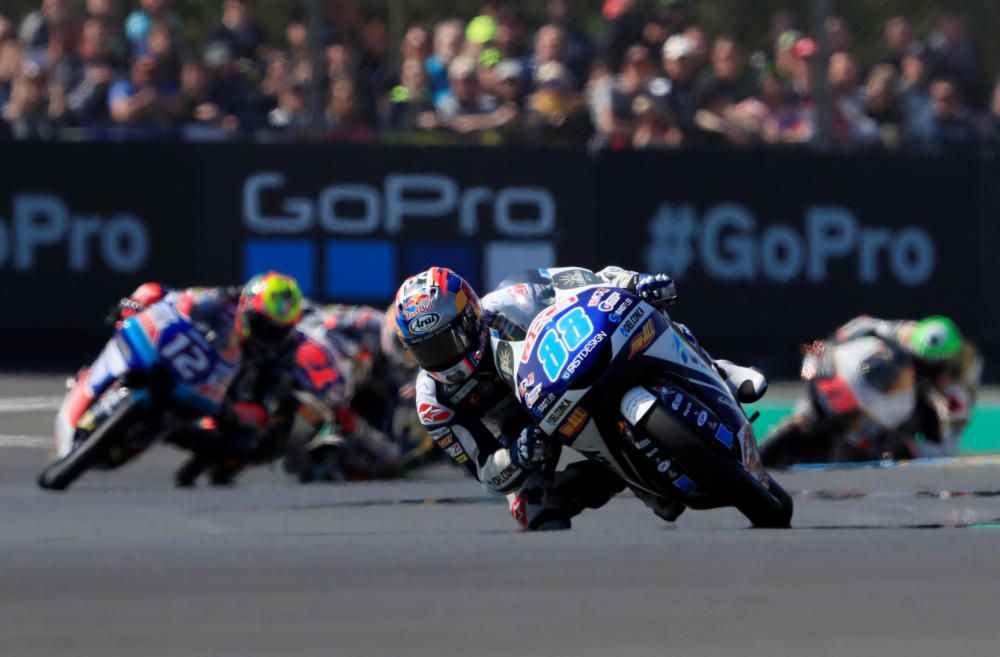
[195,143,596,302]
[594,149,985,373]
[1,142,997,374]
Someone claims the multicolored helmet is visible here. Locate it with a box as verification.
[393,267,484,383]
[908,315,962,362]
[238,272,304,346]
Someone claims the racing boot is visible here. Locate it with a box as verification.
[631,487,686,523]
[714,360,768,404]
[508,462,627,531]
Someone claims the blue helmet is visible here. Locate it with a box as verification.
[393,267,485,383]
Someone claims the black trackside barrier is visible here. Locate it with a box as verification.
[1,141,996,378]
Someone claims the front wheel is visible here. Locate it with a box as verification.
[639,404,792,528]
[38,394,141,491]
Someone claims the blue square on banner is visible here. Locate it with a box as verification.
[325,240,395,300]
[403,241,479,290]
[244,239,316,296]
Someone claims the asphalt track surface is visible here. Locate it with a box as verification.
[3,375,1000,657]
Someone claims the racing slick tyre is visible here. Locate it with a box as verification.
[640,404,793,528]
[38,395,140,491]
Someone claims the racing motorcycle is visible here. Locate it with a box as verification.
[491,275,793,528]
[40,296,240,490]
[759,335,918,469]
[283,319,409,483]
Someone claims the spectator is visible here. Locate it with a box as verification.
[326,77,375,141]
[601,0,644,71]
[401,25,432,63]
[524,24,566,89]
[381,56,434,132]
[258,51,289,99]
[426,19,464,103]
[463,14,496,65]
[774,30,801,80]
[211,0,263,63]
[266,81,307,130]
[786,35,818,103]
[920,77,979,155]
[4,0,1000,153]
[863,64,902,148]
[0,14,12,43]
[828,52,879,147]
[590,44,658,147]
[87,0,119,23]
[928,15,982,103]
[493,10,525,61]
[178,59,225,129]
[108,55,181,125]
[19,0,73,51]
[768,11,797,49]
[882,16,914,72]
[544,0,593,90]
[631,93,679,148]
[682,26,709,73]
[203,40,251,129]
[660,34,700,140]
[65,18,120,125]
[522,61,590,145]
[44,22,80,111]
[700,37,756,103]
[3,62,57,139]
[493,59,526,108]
[283,10,309,65]
[757,73,811,144]
[825,17,853,54]
[898,42,934,143]
[0,35,22,110]
[145,20,181,83]
[434,55,512,136]
[124,0,179,54]
[641,0,687,62]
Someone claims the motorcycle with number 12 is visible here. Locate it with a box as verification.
[491,270,793,527]
[39,291,241,490]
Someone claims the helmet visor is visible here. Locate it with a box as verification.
[247,311,294,345]
[407,312,478,373]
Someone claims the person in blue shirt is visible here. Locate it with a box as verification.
[107,55,181,125]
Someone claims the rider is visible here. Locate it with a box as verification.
[833,315,982,457]
[287,303,414,481]
[112,273,305,485]
[393,265,768,530]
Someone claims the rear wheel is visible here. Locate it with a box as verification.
[639,404,792,528]
[38,395,141,491]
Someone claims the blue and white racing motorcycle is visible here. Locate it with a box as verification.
[490,274,793,528]
[40,292,240,491]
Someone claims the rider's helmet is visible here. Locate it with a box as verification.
[908,316,962,363]
[237,272,304,349]
[393,267,485,384]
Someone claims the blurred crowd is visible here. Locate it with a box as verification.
[2,0,1000,154]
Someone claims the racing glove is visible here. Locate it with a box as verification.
[635,273,677,305]
[510,425,557,470]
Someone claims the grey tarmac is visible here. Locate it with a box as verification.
[1,374,999,657]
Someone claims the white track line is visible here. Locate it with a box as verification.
[0,435,49,449]
[0,397,62,414]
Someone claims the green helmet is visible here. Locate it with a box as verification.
[908,316,962,362]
